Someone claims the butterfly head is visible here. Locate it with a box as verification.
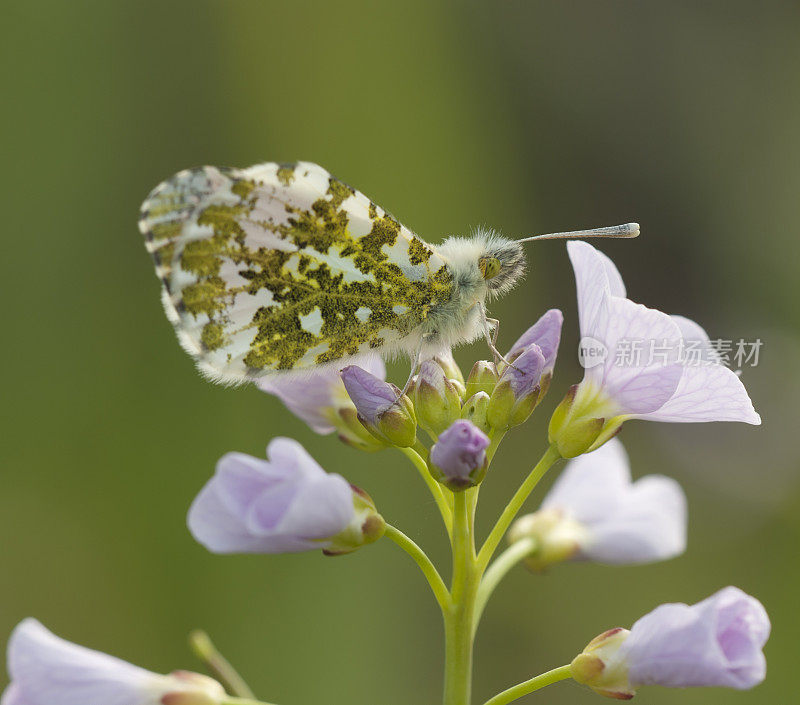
[438,228,527,302]
[477,235,526,296]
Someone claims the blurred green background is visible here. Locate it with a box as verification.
[2,1,798,703]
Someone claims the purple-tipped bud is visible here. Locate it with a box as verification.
[258,356,386,451]
[465,360,498,398]
[429,420,490,490]
[341,365,416,447]
[487,344,546,430]
[412,360,462,436]
[507,309,563,377]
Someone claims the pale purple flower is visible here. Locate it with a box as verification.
[188,438,357,554]
[430,420,490,489]
[510,438,686,566]
[624,586,770,689]
[507,308,564,375]
[1,619,223,705]
[258,355,385,434]
[567,241,760,425]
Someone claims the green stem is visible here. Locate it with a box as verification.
[385,524,451,610]
[443,492,479,705]
[486,429,506,464]
[188,630,256,699]
[480,665,572,705]
[477,445,561,572]
[399,446,453,538]
[473,537,537,632]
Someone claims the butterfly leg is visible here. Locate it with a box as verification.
[478,302,518,373]
[393,336,428,404]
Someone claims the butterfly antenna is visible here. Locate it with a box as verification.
[517,222,640,243]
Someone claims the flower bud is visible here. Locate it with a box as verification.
[461,391,491,434]
[429,420,490,490]
[433,349,465,386]
[411,360,462,437]
[259,355,387,451]
[507,309,563,375]
[570,628,634,700]
[465,360,498,398]
[341,365,417,447]
[335,406,388,451]
[324,486,386,555]
[487,344,545,430]
[508,509,591,571]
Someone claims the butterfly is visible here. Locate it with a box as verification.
[139,161,637,386]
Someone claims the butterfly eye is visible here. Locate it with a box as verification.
[479,256,502,280]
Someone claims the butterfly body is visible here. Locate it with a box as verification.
[139,161,526,384]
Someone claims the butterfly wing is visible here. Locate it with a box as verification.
[138,161,453,383]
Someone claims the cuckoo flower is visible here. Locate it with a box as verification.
[429,419,490,490]
[549,242,760,457]
[258,355,386,451]
[571,586,770,698]
[188,438,384,556]
[508,438,686,569]
[2,619,224,705]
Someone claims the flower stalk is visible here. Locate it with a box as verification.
[188,631,255,700]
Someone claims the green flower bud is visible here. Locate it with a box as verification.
[324,486,386,555]
[465,360,498,398]
[341,366,417,447]
[412,360,462,437]
[336,407,388,452]
[461,391,491,434]
[373,394,418,448]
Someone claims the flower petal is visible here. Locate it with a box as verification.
[567,241,615,338]
[541,438,632,524]
[637,364,761,424]
[594,296,684,414]
[625,587,769,689]
[6,619,161,705]
[507,309,564,371]
[276,473,354,542]
[586,475,686,563]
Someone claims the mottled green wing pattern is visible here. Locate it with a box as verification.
[139,161,453,383]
